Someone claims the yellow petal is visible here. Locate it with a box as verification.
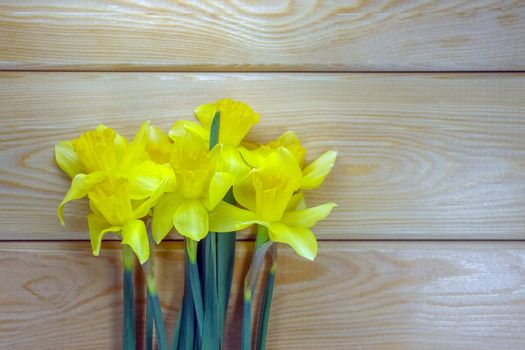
[133,178,169,219]
[239,131,305,169]
[151,192,183,244]
[204,172,235,211]
[87,213,120,257]
[268,223,318,261]
[209,201,260,232]
[173,199,209,241]
[55,141,84,178]
[238,145,270,168]
[58,172,106,225]
[169,120,209,143]
[286,192,307,212]
[120,121,149,169]
[233,170,256,211]
[273,131,306,166]
[194,103,217,129]
[301,150,337,190]
[146,124,173,164]
[126,160,170,200]
[212,145,251,184]
[282,202,336,229]
[121,219,150,264]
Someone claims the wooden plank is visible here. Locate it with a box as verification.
[0,241,524,349]
[1,1,524,71]
[1,72,525,240]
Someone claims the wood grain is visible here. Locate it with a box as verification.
[1,1,524,71]
[0,241,524,349]
[1,72,525,240]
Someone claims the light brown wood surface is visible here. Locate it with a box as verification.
[0,241,524,350]
[1,0,525,71]
[1,1,524,348]
[1,72,524,240]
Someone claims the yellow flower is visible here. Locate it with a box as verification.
[87,177,166,264]
[169,99,259,183]
[194,98,260,147]
[239,131,337,190]
[209,147,336,260]
[55,122,174,224]
[151,133,235,243]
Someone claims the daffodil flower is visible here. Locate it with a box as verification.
[55,122,174,224]
[87,177,166,264]
[209,147,336,260]
[169,98,259,183]
[151,133,235,243]
[239,130,337,190]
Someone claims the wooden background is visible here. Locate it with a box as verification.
[1,1,524,349]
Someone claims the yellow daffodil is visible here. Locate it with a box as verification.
[55,122,174,224]
[151,133,235,243]
[170,98,259,148]
[195,98,259,147]
[239,130,337,190]
[209,147,336,260]
[87,177,167,264]
[169,99,259,183]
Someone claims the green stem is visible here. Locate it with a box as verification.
[170,292,183,350]
[122,245,136,350]
[217,190,236,347]
[241,226,273,350]
[143,220,168,350]
[146,292,153,350]
[173,250,195,350]
[186,239,204,342]
[256,246,277,350]
[241,294,252,350]
[202,233,219,350]
[148,288,168,350]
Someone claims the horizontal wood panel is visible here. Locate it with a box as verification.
[1,1,524,71]
[1,73,525,240]
[0,241,524,349]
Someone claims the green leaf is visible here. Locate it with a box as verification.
[209,111,221,150]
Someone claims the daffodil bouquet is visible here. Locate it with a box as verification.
[56,99,336,350]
